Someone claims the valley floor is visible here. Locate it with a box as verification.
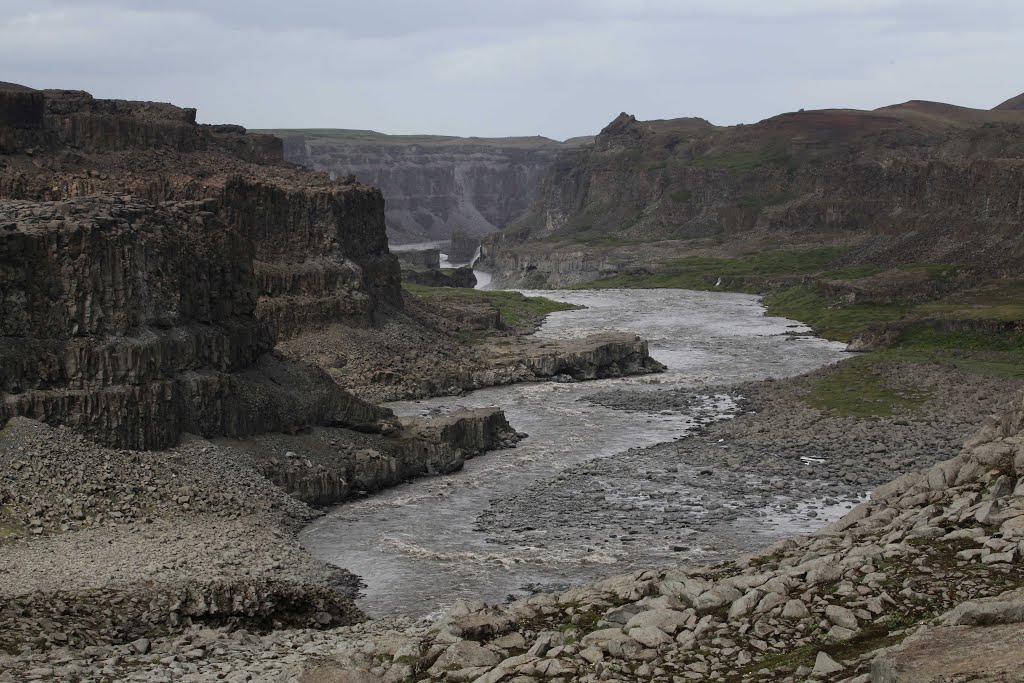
[2,332,1022,681]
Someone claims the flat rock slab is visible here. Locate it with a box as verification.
[872,623,1024,682]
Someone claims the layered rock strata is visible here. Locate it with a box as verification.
[273,129,590,243]
[0,86,402,449]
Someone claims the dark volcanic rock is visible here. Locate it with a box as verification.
[0,88,402,449]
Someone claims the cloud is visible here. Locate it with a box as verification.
[0,0,1022,138]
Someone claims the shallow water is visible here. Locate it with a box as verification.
[300,289,847,618]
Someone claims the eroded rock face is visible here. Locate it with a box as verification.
[276,131,589,243]
[0,88,401,449]
[490,101,1024,285]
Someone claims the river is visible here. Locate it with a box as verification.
[300,288,848,618]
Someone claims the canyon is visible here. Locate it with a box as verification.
[3,78,1024,683]
[482,97,1024,294]
[268,128,590,243]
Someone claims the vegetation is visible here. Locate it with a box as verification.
[576,247,847,292]
[690,147,795,172]
[762,286,909,342]
[669,188,694,203]
[803,356,929,417]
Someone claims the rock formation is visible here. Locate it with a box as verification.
[394,247,442,270]
[269,128,591,243]
[0,86,402,448]
[447,229,479,263]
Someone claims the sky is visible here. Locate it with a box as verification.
[2,0,1023,140]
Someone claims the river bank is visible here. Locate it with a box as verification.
[2,365,1021,682]
[2,287,1022,681]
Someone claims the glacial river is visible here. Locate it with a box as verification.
[300,288,848,617]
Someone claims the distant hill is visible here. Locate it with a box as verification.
[994,92,1024,110]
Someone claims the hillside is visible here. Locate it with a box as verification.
[485,93,1023,313]
[260,127,593,243]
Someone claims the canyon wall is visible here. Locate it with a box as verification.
[489,101,1024,284]
[272,130,590,244]
[0,85,401,448]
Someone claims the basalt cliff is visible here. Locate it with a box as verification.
[0,84,406,450]
[268,129,591,244]
[486,96,1024,288]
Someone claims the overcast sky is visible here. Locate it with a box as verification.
[2,0,1023,140]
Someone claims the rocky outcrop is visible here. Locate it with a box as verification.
[250,409,521,507]
[447,229,479,262]
[272,129,590,243]
[395,248,441,269]
[0,88,403,449]
[0,195,393,449]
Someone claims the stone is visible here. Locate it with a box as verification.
[825,605,859,630]
[872,623,1024,682]
[623,609,691,635]
[781,599,810,620]
[812,652,846,676]
[130,638,151,655]
[628,626,673,648]
[727,589,763,620]
[428,641,501,675]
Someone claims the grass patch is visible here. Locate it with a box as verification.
[403,284,577,329]
[577,247,847,292]
[669,188,694,203]
[763,286,908,342]
[820,264,886,280]
[803,357,928,417]
[914,277,1024,321]
[691,147,795,172]
[0,505,23,545]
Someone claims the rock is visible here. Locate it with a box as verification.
[940,590,1024,626]
[781,599,811,620]
[627,626,673,648]
[813,652,846,675]
[299,666,385,683]
[428,641,501,675]
[526,632,558,657]
[872,623,1024,682]
[825,605,859,630]
[623,609,691,635]
[130,638,151,655]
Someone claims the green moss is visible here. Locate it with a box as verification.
[803,357,928,417]
[690,147,795,172]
